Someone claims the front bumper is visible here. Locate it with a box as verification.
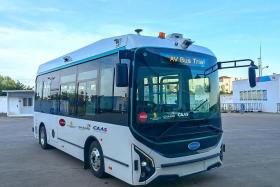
[132,137,225,185]
[146,153,222,184]
[142,155,222,184]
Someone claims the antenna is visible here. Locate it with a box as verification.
[258,42,262,77]
[260,42,262,60]
[257,42,269,77]
[134,29,143,35]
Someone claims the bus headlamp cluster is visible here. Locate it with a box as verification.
[141,161,148,167]
[134,146,155,182]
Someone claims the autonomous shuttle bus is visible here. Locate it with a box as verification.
[33,31,257,185]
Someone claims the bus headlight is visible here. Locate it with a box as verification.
[134,146,155,182]
[141,161,148,167]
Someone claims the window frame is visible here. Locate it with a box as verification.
[34,52,130,126]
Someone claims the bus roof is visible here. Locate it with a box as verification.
[37,34,216,75]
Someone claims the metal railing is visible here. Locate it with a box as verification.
[277,103,280,113]
[221,103,262,113]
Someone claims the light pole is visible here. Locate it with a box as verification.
[261,65,269,77]
[258,57,269,77]
[257,44,269,77]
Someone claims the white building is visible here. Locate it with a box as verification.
[232,74,280,113]
[1,90,35,117]
[220,95,233,112]
[219,76,233,94]
[0,96,7,115]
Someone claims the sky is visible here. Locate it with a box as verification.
[0,0,280,87]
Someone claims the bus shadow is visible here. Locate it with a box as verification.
[43,147,220,187]
[145,172,219,187]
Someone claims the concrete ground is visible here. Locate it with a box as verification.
[0,113,280,187]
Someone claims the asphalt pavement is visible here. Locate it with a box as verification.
[0,113,280,187]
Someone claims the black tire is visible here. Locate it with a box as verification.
[88,141,107,178]
[39,125,49,149]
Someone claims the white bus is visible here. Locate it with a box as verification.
[33,31,257,185]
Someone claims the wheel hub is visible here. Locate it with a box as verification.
[40,128,45,145]
[90,148,101,171]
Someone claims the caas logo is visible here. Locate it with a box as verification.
[93,126,108,133]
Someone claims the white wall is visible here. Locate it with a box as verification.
[232,75,280,113]
[220,95,233,104]
[8,97,20,115]
[0,96,7,113]
[7,96,34,116]
[278,77,280,104]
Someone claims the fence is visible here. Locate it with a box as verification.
[277,103,280,113]
[221,103,263,113]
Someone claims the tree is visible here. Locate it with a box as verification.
[0,75,32,96]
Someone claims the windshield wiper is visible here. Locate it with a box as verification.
[201,124,223,133]
[157,123,223,141]
[193,99,208,111]
[156,121,180,141]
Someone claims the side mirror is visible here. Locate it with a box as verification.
[116,63,128,87]
[248,63,258,88]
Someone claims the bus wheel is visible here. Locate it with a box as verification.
[88,141,107,178]
[39,125,49,149]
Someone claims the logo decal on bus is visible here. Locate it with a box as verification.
[177,112,189,117]
[78,124,91,130]
[67,121,76,128]
[93,126,108,133]
[188,142,200,151]
[59,119,66,127]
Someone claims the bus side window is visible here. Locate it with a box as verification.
[39,73,60,114]
[99,61,114,113]
[59,67,77,116]
[113,60,129,125]
[94,55,129,126]
[77,60,98,119]
[35,76,43,112]
[49,71,60,114]
[41,77,51,113]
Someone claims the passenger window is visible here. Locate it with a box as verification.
[113,66,129,125]
[35,77,43,112]
[77,60,99,119]
[95,56,129,125]
[49,72,60,114]
[60,83,76,115]
[35,77,43,100]
[114,84,128,112]
[35,54,129,125]
[99,61,114,112]
[97,58,129,125]
[42,80,51,100]
[59,67,77,116]
[77,81,97,118]
[41,79,51,113]
[38,73,60,114]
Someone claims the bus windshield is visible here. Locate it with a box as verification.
[133,47,218,125]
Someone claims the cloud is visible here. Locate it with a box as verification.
[0,1,62,14]
[0,26,103,86]
[0,16,155,87]
[0,6,61,13]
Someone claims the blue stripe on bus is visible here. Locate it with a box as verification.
[38,46,126,76]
